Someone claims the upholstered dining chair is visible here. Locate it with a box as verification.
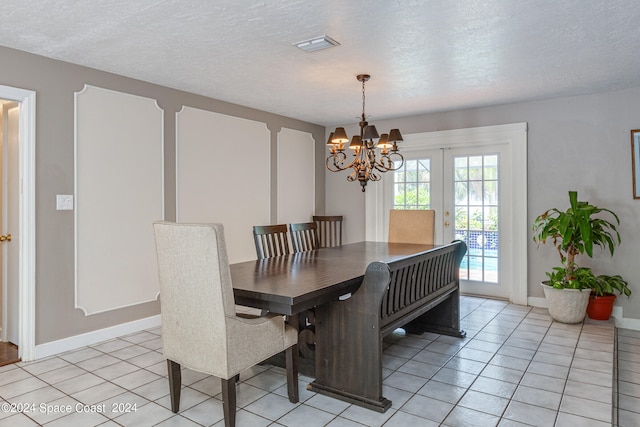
[388,209,436,244]
[153,222,299,427]
[387,210,436,335]
[289,222,320,252]
[252,224,291,259]
[313,215,343,248]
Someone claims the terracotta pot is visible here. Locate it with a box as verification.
[586,293,616,320]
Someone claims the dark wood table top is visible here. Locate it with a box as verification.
[231,241,438,315]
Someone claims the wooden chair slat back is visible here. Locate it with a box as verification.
[253,224,290,259]
[313,215,343,248]
[289,222,320,253]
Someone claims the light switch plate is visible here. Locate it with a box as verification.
[56,194,74,210]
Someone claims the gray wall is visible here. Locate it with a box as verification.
[327,88,640,320]
[4,42,638,346]
[0,45,325,345]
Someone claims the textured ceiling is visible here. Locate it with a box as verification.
[2,0,640,126]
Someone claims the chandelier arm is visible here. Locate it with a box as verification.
[374,152,404,172]
[373,160,392,173]
[386,152,404,170]
[325,152,344,172]
[326,151,358,172]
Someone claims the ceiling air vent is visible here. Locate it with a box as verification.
[294,35,340,52]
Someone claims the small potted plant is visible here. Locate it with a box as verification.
[532,191,630,323]
[586,273,630,320]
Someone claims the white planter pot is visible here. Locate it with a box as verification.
[541,282,590,324]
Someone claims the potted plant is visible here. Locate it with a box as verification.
[532,190,630,323]
[586,273,630,320]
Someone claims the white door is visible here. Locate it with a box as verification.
[6,104,19,343]
[0,85,36,361]
[1,102,19,344]
[372,124,528,304]
[442,146,512,299]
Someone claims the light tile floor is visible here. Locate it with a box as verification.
[617,328,640,427]
[0,296,632,426]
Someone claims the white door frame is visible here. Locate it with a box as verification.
[366,123,528,305]
[0,85,36,361]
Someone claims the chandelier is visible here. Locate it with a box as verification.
[325,74,404,192]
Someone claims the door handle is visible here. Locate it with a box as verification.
[0,234,12,242]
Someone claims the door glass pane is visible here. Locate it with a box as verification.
[393,158,431,209]
[454,154,499,283]
[455,182,468,204]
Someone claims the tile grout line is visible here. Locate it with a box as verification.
[613,327,619,427]
[391,299,535,425]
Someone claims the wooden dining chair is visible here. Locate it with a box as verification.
[252,224,291,259]
[289,222,320,253]
[153,222,299,427]
[313,215,343,248]
[388,209,436,244]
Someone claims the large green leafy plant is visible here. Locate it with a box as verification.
[532,191,630,297]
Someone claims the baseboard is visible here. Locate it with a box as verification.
[529,297,640,331]
[527,296,547,308]
[613,308,640,331]
[612,306,623,320]
[34,315,161,360]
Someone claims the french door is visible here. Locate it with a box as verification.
[371,124,527,304]
[442,147,512,299]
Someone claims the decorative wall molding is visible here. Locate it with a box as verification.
[74,85,164,315]
[277,128,315,224]
[175,106,270,263]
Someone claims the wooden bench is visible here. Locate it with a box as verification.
[309,240,467,412]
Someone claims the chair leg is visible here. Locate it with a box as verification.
[166,360,181,413]
[221,378,237,427]
[285,344,299,403]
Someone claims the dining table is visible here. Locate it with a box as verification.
[230,241,438,316]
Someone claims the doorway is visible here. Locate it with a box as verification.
[367,123,528,305]
[0,85,36,362]
[0,100,19,365]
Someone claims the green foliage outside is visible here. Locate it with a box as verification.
[455,208,498,231]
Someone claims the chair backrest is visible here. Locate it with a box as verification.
[289,222,320,253]
[153,222,235,374]
[388,210,435,244]
[253,224,291,259]
[313,215,343,248]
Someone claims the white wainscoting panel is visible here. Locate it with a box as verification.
[74,85,164,315]
[277,128,315,224]
[176,106,270,263]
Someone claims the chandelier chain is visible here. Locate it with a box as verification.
[362,78,366,120]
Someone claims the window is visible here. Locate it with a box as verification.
[393,159,431,210]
